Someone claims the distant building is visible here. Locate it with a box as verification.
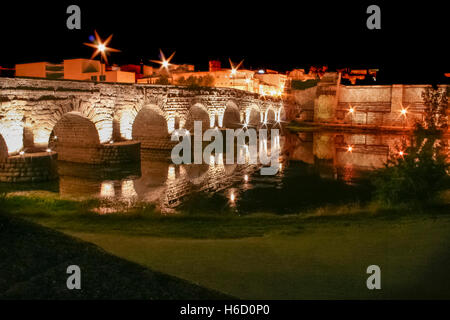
[337,68,378,84]
[15,59,136,83]
[138,61,286,96]
[15,62,64,80]
[0,66,15,77]
[119,64,154,81]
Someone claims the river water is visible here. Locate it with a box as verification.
[2,130,418,214]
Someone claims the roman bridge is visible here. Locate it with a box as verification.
[0,77,285,182]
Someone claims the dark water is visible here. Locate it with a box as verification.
[2,130,415,214]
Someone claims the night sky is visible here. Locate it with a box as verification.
[0,1,448,83]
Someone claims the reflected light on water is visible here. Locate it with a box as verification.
[100,181,115,198]
[121,179,137,199]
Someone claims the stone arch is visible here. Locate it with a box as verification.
[132,105,170,149]
[49,112,101,163]
[0,134,8,160]
[279,106,287,122]
[246,104,261,127]
[223,101,241,129]
[265,106,277,124]
[50,112,100,148]
[33,99,109,149]
[184,103,210,132]
[0,109,24,154]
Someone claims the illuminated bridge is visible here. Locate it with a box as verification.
[0,78,285,182]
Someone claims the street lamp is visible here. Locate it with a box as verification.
[84,30,120,81]
[229,58,243,88]
[150,49,176,84]
[400,107,408,129]
[348,105,355,126]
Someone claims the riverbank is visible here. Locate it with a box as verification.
[2,193,450,299]
[0,212,232,299]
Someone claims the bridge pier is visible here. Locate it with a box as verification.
[0,152,58,183]
[0,77,282,183]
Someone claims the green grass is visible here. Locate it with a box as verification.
[0,213,232,299]
[2,193,450,299]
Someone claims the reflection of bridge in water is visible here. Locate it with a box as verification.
[283,130,418,182]
[58,150,262,213]
[6,129,444,213]
[55,129,424,212]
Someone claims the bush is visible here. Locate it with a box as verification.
[372,132,449,206]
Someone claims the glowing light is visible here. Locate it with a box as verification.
[349,107,354,113]
[46,148,51,153]
[399,151,404,156]
[401,108,407,116]
[245,78,251,83]
[83,30,120,65]
[121,179,137,199]
[109,140,114,144]
[185,130,190,136]
[167,116,175,133]
[19,151,25,156]
[1,110,24,154]
[54,136,58,140]
[168,165,176,181]
[209,114,215,128]
[100,181,115,198]
[228,58,244,76]
[258,69,265,74]
[347,145,353,152]
[244,174,249,182]
[230,192,235,202]
[150,49,176,71]
[279,163,283,171]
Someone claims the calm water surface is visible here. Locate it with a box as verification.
[3,130,415,214]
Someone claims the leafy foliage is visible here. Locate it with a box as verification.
[372,133,449,205]
[372,87,449,206]
[176,75,215,88]
[419,86,448,132]
[155,75,170,85]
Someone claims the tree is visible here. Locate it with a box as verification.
[420,86,448,132]
[155,75,170,85]
[372,86,449,206]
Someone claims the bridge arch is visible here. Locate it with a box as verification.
[132,104,170,149]
[245,104,261,127]
[265,106,277,125]
[184,103,210,132]
[32,100,111,150]
[49,112,100,148]
[0,134,8,160]
[222,101,242,129]
[279,105,287,122]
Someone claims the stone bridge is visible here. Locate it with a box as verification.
[0,78,284,182]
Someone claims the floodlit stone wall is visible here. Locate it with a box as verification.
[0,77,282,156]
[289,73,449,128]
[0,152,58,182]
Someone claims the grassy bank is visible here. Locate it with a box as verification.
[2,193,450,299]
[0,212,231,299]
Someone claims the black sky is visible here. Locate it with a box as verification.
[0,1,448,83]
